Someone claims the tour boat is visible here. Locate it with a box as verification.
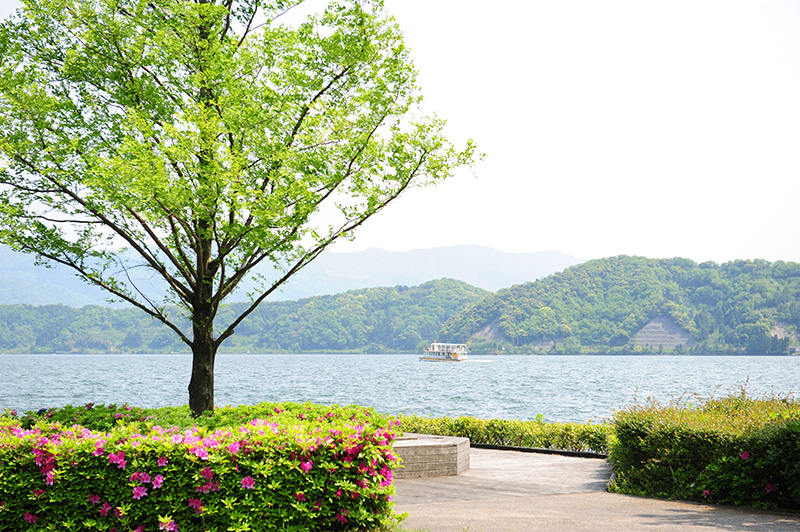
[419,342,468,362]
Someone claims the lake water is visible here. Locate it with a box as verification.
[1,354,798,423]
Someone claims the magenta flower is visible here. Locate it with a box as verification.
[132,485,148,500]
[159,520,178,531]
[226,441,241,454]
[108,451,126,469]
[201,466,214,480]
[88,493,101,504]
[157,456,169,467]
[765,483,777,493]
[139,472,151,483]
[294,492,306,502]
[739,451,750,461]
[99,502,113,516]
[33,488,45,497]
[152,475,164,488]
[192,447,209,460]
[335,508,349,523]
[703,489,711,497]
[24,512,38,524]
[188,498,203,513]
[300,460,313,474]
[240,476,256,490]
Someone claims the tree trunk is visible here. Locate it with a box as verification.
[188,246,217,416]
[189,327,217,417]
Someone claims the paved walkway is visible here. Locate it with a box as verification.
[393,447,800,532]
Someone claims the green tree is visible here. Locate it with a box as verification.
[0,0,476,414]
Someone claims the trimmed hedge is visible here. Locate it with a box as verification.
[0,403,400,531]
[396,414,613,454]
[608,393,800,510]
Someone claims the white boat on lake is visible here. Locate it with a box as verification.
[419,342,468,362]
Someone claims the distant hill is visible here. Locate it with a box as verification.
[0,245,582,306]
[0,278,487,354]
[440,256,800,355]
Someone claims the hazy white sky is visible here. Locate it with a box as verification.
[3,1,800,263]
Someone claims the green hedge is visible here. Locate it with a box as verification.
[0,403,400,531]
[608,393,800,510]
[396,414,613,454]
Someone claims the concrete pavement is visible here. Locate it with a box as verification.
[392,447,800,532]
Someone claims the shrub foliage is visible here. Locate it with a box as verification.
[396,414,612,454]
[0,402,400,531]
[608,392,800,510]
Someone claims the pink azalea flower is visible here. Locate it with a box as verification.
[188,498,203,514]
[739,451,750,461]
[108,451,126,469]
[132,486,148,500]
[152,475,164,488]
[88,493,101,504]
[99,502,113,516]
[157,456,169,467]
[159,520,178,531]
[240,476,256,489]
[765,483,777,493]
[335,509,349,523]
[192,447,209,460]
[300,460,313,474]
[33,488,45,497]
[24,512,38,524]
[201,466,214,480]
[703,489,711,497]
[139,472,151,483]
[226,441,241,454]
[294,492,306,502]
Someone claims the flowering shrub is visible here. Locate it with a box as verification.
[0,403,401,531]
[609,393,800,510]
[396,414,613,454]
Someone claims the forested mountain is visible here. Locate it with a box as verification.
[3,256,799,355]
[441,256,800,355]
[0,279,487,354]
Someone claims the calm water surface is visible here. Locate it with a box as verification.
[1,354,798,422]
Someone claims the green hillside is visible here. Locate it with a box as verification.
[2,256,799,355]
[0,279,487,354]
[440,256,800,354]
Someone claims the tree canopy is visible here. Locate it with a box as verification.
[0,0,476,414]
